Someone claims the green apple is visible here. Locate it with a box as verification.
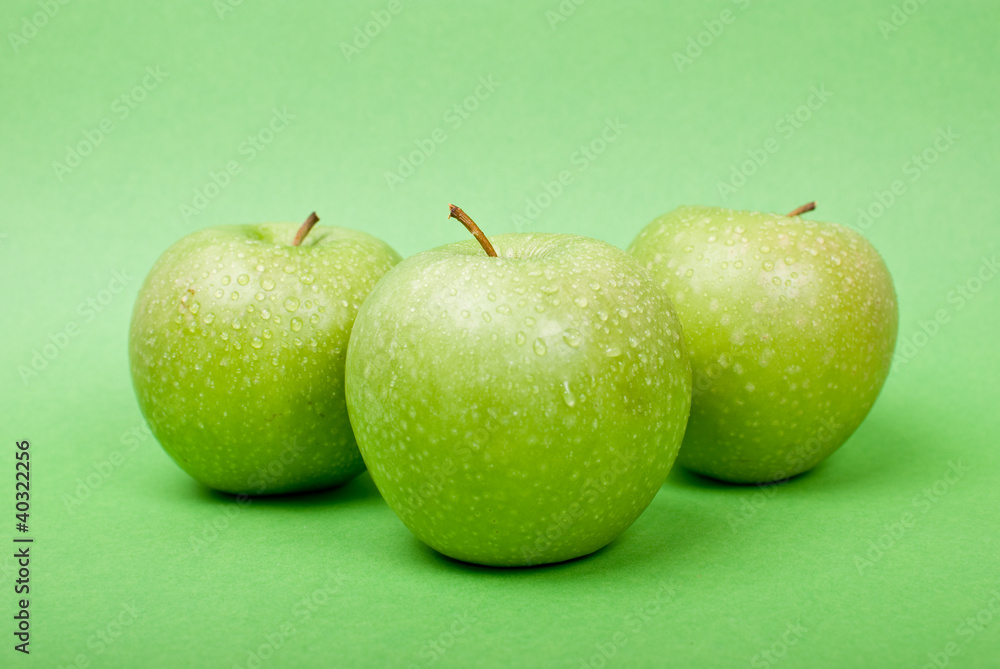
[629,203,898,484]
[345,206,691,567]
[129,213,401,495]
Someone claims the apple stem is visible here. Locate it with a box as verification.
[292,212,320,246]
[449,204,498,257]
[787,202,817,217]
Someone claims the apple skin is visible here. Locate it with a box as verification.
[129,223,401,495]
[629,205,898,484]
[345,233,691,567]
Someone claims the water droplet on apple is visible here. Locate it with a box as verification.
[461,310,470,319]
[734,260,743,269]
[481,312,492,323]
[202,313,215,325]
[290,317,303,332]
[605,345,622,357]
[262,328,272,339]
[760,245,771,253]
[232,318,242,329]
[763,261,774,271]
[301,275,315,285]
[221,275,231,286]
[561,381,576,407]
[237,274,249,285]
[189,302,200,314]
[250,337,263,349]
[284,296,300,312]
[284,265,296,273]
[533,339,547,355]
[230,291,239,300]
[524,316,535,326]
[261,278,276,291]
[562,329,582,347]
[540,285,558,295]
[253,292,264,301]
[310,314,320,325]
[573,297,588,308]
[496,304,511,315]
[515,332,526,346]
[214,289,225,299]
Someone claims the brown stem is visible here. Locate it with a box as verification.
[449,204,498,257]
[787,202,817,217]
[292,212,320,246]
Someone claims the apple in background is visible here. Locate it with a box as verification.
[129,213,402,495]
[629,202,898,484]
[345,205,691,567]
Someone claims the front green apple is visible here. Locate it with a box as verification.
[629,204,898,483]
[129,215,401,495]
[345,208,691,567]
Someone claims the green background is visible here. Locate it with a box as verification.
[2,0,998,667]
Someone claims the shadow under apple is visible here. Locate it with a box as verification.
[184,469,387,510]
[402,496,724,580]
[663,404,928,496]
